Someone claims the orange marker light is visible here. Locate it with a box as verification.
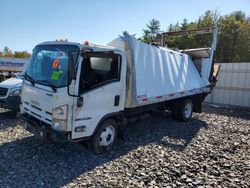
[84,41,89,45]
[53,59,59,69]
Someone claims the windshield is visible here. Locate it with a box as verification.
[26,44,79,88]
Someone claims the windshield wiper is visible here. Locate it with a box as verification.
[25,73,35,86]
[36,80,57,92]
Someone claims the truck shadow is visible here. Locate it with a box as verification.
[0,112,207,187]
[121,110,208,152]
[0,109,16,119]
[0,110,18,131]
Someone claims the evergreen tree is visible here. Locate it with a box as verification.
[3,46,12,56]
[181,19,188,30]
[142,19,161,43]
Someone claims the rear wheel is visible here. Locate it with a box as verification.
[90,119,118,154]
[171,99,193,122]
[179,99,193,122]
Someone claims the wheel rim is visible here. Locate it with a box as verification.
[99,125,115,147]
[184,102,192,119]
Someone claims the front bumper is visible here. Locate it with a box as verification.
[0,96,20,111]
[17,112,69,142]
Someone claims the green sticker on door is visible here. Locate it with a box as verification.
[51,71,60,80]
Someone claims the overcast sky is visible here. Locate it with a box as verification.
[0,0,249,52]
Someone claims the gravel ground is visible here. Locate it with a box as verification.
[0,105,249,188]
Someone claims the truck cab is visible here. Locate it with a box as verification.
[20,41,126,153]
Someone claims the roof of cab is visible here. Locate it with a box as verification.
[36,41,123,53]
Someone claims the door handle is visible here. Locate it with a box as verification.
[114,95,120,106]
[77,97,84,107]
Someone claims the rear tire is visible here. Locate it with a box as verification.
[171,99,193,122]
[179,99,193,122]
[90,119,118,154]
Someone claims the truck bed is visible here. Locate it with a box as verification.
[109,36,212,108]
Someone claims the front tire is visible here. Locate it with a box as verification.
[90,119,118,154]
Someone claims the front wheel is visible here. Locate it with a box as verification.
[90,119,118,154]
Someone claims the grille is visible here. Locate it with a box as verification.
[0,87,8,97]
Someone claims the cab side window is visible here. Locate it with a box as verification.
[79,53,120,93]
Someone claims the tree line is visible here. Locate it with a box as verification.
[2,10,249,62]
[0,46,31,58]
[123,10,250,63]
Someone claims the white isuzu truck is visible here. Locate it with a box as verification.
[19,27,218,153]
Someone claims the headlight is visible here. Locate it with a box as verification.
[52,121,67,132]
[10,86,22,96]
[52,105,68,131]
